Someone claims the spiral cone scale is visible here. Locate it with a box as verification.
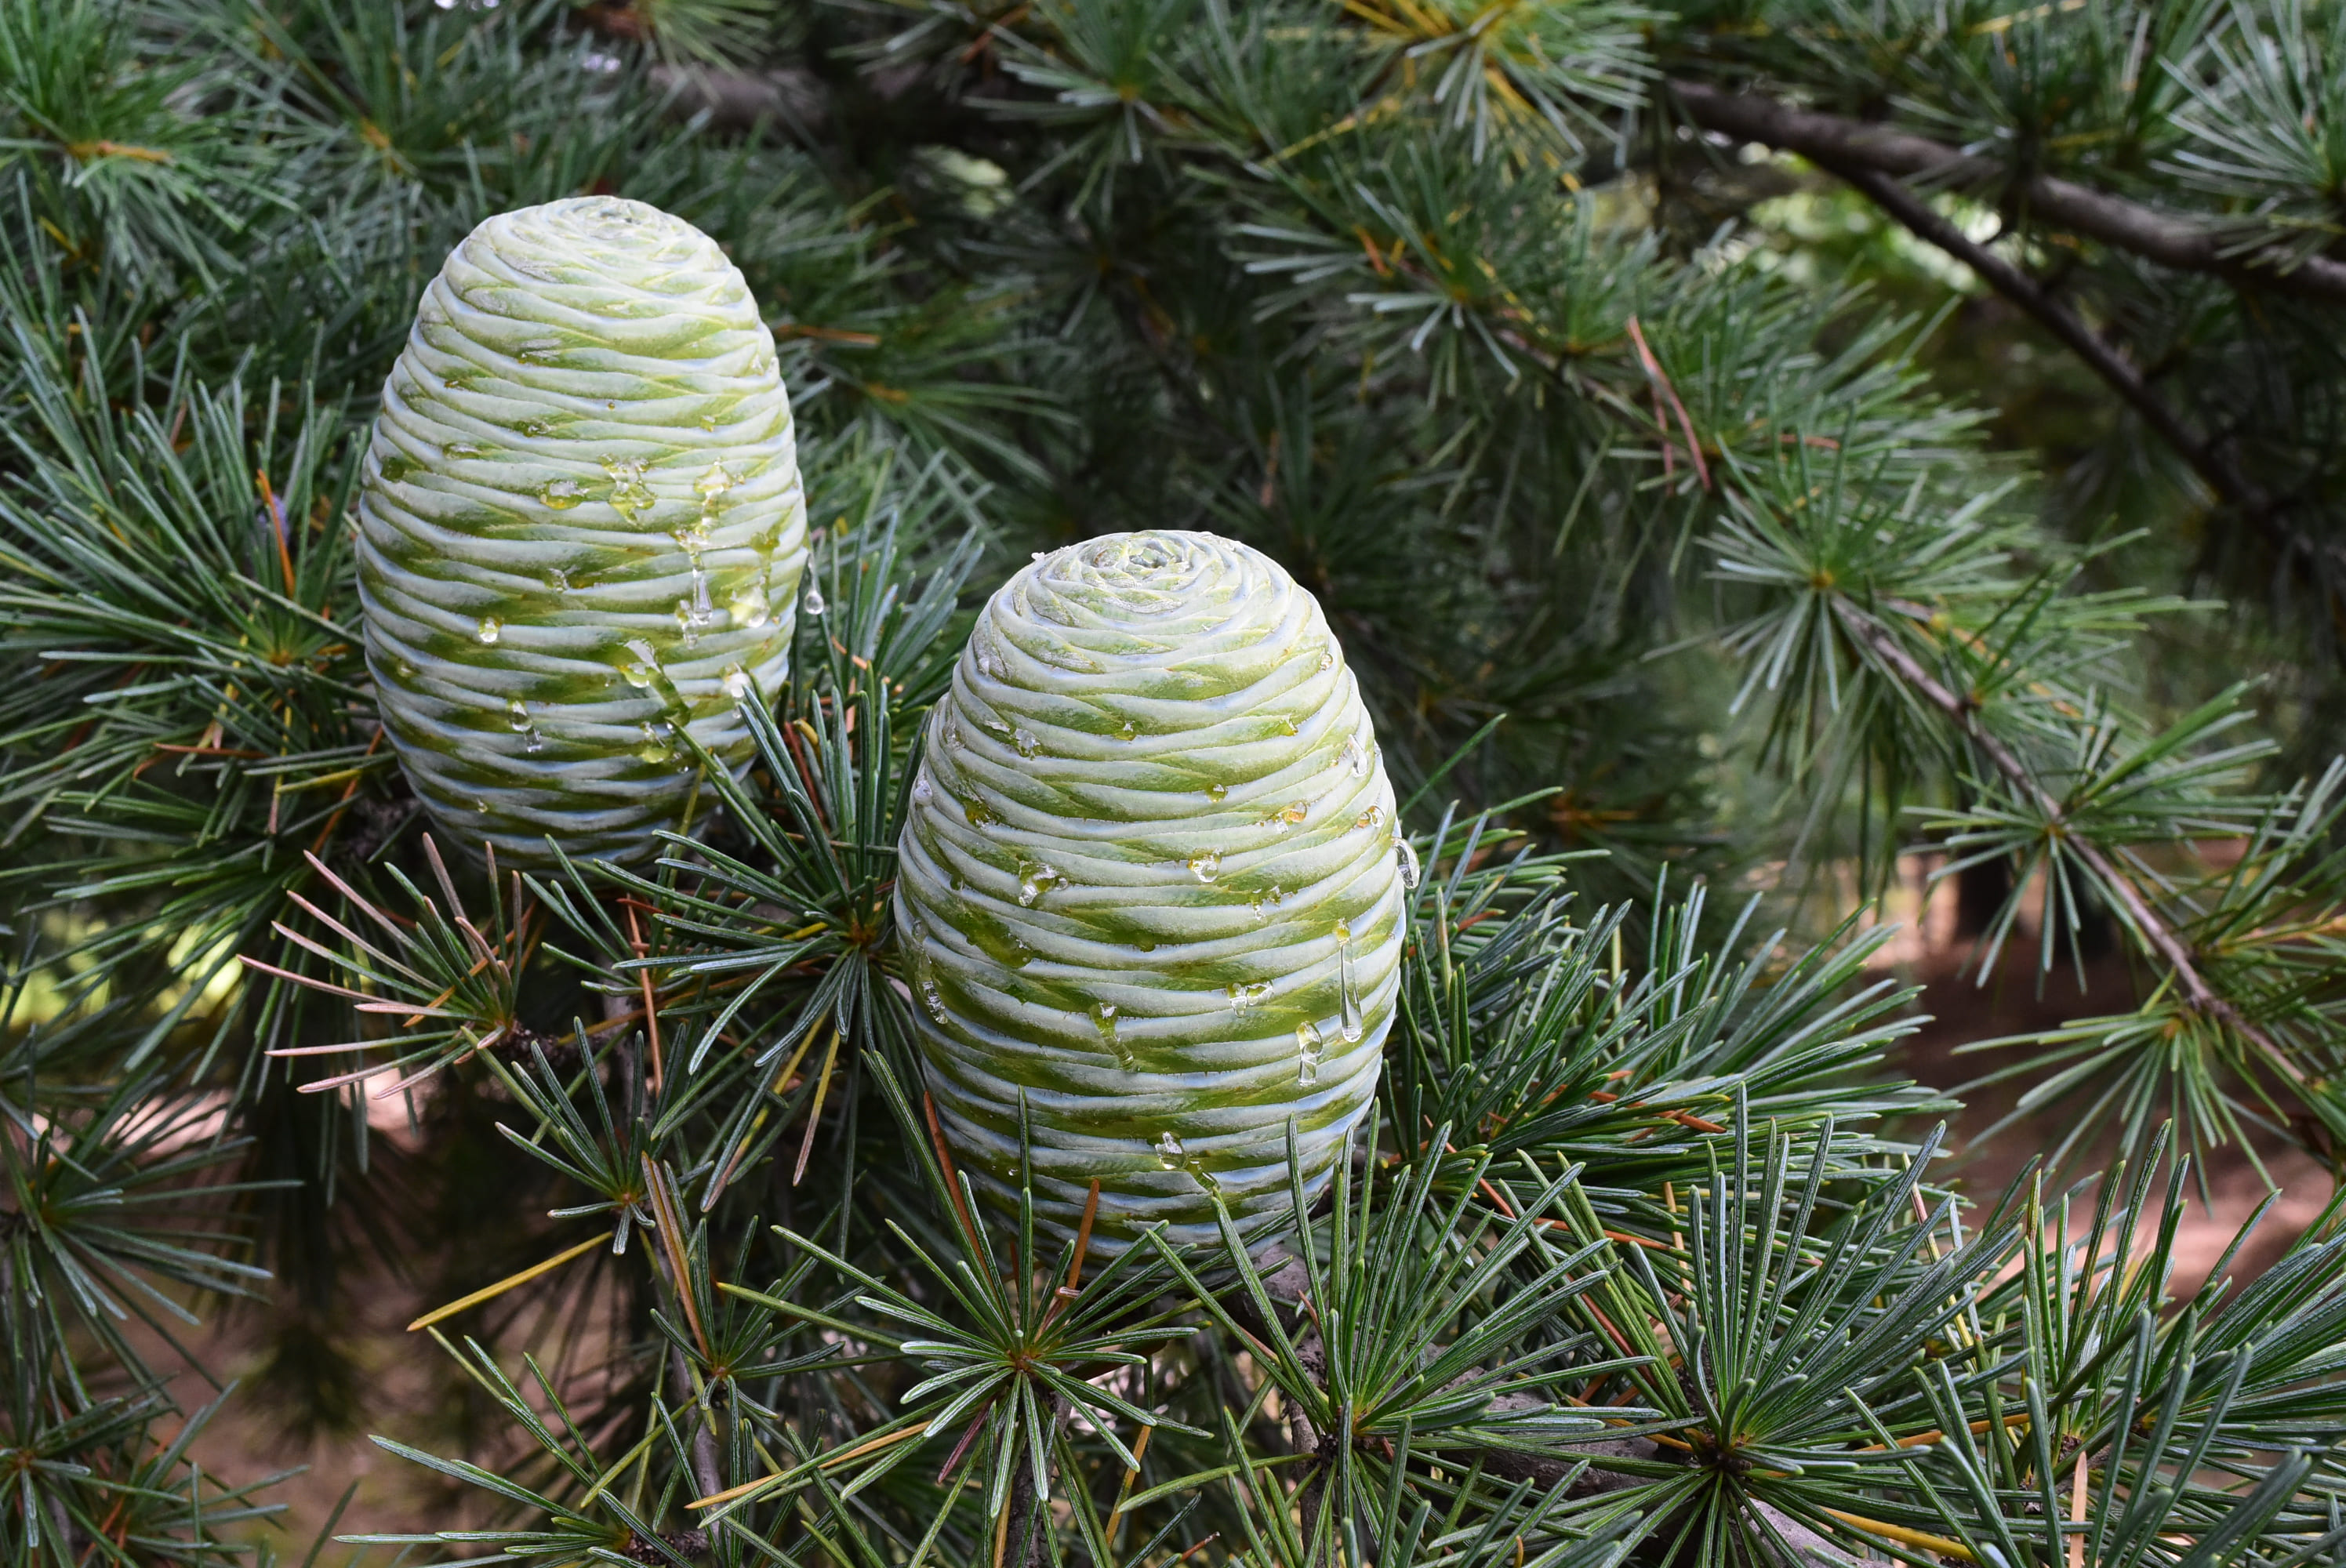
[358,196,808,866]
[896,531,1407,1247]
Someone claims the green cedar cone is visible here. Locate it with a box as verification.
[358,197,808,867]
[895,531,1409,1247]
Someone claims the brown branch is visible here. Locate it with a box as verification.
[1745,131,2345,595]
[1832,601,2304,1085]
[1670,81,2346,305]
[1826,162,2270,516]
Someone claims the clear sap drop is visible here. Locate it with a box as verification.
[802,586,826,617]
[1340,737,1367,778]
[722,664,750,702]
[1016,860,1062,907]
[1205,783,1228,804]
[1187,849,1221,883]
[620,641,659,688]
[637,722,677,766]
[1116,719,1138,742]
[695,462,733,503]
[545,567,572,593]
[476,616,503,644]
[524,728,545,754]
[601,456,655,516]
[945,721,965,750]
[1264,801,1307,830]
[1154,1131,1185,1170]
[1337,934,1364,1043]
[729,583,770,629]
[1296,1020,1324,1085]
[913,771,934,804]
[540,478,585,510]
[1012,728,1042,759]
[1396,837,1421,889]
[1354,804,1385,833]
[1226,981,1269,1011]
[1318,648,1335,672]
[505,699,530,732]
[1090,1002,1135,1069]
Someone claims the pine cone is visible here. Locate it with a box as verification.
[895,531,1410,1247]
[358,197,808,866]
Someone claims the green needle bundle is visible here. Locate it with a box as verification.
[896,531,1411,1246]
[358,197,808,867]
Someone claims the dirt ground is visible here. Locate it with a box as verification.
[146,885,2338,1560]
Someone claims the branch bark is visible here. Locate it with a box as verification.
[1832,599,2304,1084]
[1670,81,2346,305]
[1686,87,2346,593]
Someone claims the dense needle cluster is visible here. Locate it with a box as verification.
[8,4,2346,1568]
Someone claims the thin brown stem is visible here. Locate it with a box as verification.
[1671,81,2346,304]
[1832,601,2301,1082]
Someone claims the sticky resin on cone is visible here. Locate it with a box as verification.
[358,196,808,867]
[895,531,1409,1248]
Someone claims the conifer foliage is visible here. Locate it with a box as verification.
[9,2,2346,1565]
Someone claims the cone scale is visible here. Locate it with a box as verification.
[895,531,1407,1247]
[358,197,808,867]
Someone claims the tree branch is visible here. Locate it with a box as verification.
[1670,82,2346,305]
[1748,129,2346,598]
[1831,599,2305,1085]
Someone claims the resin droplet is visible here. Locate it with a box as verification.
[601,456,656,516]
[803,585,826,616]
[637,722,676,765]
[1296,1021,1324,1085]
[505,698,531,732]
[1340,737,1367,778]
[721,664,750,702]
[1205,782,1228,804]
[1090,1002,1135,1070]
[1187,849,1221,883]
[728,583,771,629]
[1354,804,1385,833]
[913,771,934,804]
[620,639,658,688]
[1017,860,1062,907]
[1012,728,1043,759]
[694,462,733,503]
[964,799,998,828]
[1262,801,1308,829]
[540,478,585,510]
[476,616,503,644]
[1317,648,1335,672]
[1154,1131,1185,1170]
[1226,980,1269,1011]
[1396,837,1421,889]
[1337,934,1364,1044]
[523,728,545,755]
[1116,718,1138,741]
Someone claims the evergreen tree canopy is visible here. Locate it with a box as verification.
[9,1,2346,1564]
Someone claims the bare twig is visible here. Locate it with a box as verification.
[1832,601,2303,1084]
[1671,82,2346,304]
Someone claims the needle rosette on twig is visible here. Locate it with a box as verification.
[358,196,808,866]
[895,530,1411,1246]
